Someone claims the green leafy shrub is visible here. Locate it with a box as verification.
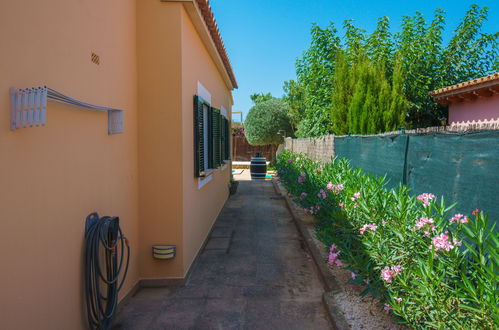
[276,150,498,328]
[284,5,498,136]
[244,99,292,146]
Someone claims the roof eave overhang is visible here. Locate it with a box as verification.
[162,0,237,90]
[430,81,499,105]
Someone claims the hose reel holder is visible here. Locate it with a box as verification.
[84,212,130,330]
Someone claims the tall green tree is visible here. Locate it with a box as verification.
[283,80,306,132]
[250,92,274,104]
[294,23,341,137]
[284,4,497,136]
[332,54,407,134]
[244,99,292,146]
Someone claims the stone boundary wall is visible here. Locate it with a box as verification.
[282,119,499,161]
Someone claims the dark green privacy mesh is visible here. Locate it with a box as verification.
[334,135,408,190]
[335,131,499,221]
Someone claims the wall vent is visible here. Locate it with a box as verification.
[91,52,100,65]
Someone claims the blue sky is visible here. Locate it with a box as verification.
[209,1,498,121]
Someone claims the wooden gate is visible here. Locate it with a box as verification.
[232,135,275,162]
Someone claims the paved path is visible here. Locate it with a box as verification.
[115,181,331,330]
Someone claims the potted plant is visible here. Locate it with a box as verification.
[229,177,239,195]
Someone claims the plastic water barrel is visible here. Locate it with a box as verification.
[250,153,267,180]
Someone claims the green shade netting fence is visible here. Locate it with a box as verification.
[335,131,499,221]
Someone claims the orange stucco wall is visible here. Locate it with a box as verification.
[137,0,185,280]
[180,7,233,274]
[0,0,139,329]
[0,0,234,328]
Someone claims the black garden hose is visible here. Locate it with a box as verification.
[84,213,130,330]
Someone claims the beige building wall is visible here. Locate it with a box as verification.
[180,7,233,274]
[0,0,139,329]
[0,0,234,328]
[136,0,185,280]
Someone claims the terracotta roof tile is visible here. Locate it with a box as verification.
[196,0,238,88]
[430,72,499,96]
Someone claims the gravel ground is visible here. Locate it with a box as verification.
[289,200,405,330]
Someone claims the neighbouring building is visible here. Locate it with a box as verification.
[430,72,499,124]
[0,1,236,329]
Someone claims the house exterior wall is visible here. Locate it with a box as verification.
[180,7,232,274]
[0,0,139,329]
[137,0,185,279]
[0,0,234,328]
[449,95,499,123]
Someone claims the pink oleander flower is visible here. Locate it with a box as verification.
[295,157,300,162]
[338,202,345,208]
[449,213,469,224]
[359,223,377,234]
[353,192,361,199]
[391,265,402,275]
[417,193,436,207]
[453,238,462,247]
[328,251,340,264]
[415,217,434,230]
[336,184,344,191]
[318,189,327,199]
[351,272,357,280]
[423,231,430,237]
[353,203,359,208]
[472,208,479,216]
[287,159,293,163]
[384,303,392,313]
[394,297,402,303]
[334,259,345,267]
[300,192,307,200]
[382,220,387,226]
[430,233,455,252]
[329,244,337,252]
[326,182,334,191]
[381,265,402,283]
[381,267,394,283]
[315,204,321,211]
[297,173,306,183]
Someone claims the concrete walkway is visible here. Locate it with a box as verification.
[114,181,331,330]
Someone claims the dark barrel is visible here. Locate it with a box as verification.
[250,152,267,180]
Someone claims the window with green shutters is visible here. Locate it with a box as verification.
[194,95,226,177]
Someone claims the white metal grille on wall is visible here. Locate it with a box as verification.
[9,86,124,135]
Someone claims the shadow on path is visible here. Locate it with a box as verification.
[114,181,331,330]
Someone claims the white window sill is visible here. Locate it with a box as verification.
[198,173,213,189]
[221,164,228,171]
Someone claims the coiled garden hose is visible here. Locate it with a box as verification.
[84,213,130,330]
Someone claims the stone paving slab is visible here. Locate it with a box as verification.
[204,237,232,251]
[114,181,331,330]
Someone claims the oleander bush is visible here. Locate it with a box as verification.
[276,150,498,328]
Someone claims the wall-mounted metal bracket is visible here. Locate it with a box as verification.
[9,86,124,134]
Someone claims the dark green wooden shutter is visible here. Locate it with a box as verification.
[211,108,221,167]
[220,117,229,161]
[193,96,205,177]
[221,117,226,161]
[207,106,214,169]
[225,118,231,160]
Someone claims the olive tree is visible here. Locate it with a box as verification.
[244,99,292,146]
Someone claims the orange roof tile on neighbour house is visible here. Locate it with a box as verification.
[430,72,499,105]
[196,0,238,88]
